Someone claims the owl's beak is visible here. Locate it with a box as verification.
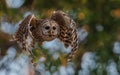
[50,30,53,35]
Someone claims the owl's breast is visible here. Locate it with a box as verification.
[41,34,58,41]
[31,29,58,42]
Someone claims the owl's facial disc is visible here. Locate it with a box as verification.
[41,20,60,41]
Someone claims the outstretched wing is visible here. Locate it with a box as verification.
[14,14,36,55]
[51,11,78,62]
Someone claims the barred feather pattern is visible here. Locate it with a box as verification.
[14,14,35,55]
[51,11,78,62]
[14,11,77,62]
[67,20,78,62]
[30,21,44,45]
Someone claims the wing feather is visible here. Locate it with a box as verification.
[51,11,78,62]
[14,14,36,55]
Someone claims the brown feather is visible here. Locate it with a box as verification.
[51,10,78,62]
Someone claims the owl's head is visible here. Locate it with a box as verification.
[39,19,60,41]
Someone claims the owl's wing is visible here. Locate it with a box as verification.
[14,14,36,55]
[51,11,78,62]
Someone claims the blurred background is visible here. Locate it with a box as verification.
[0,0,120,75]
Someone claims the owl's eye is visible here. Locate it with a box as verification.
[53,26,56,30]
[45,26,50,30]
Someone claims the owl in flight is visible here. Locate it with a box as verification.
[14,10,78,62]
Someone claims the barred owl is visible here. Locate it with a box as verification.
[14,10,78,62]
